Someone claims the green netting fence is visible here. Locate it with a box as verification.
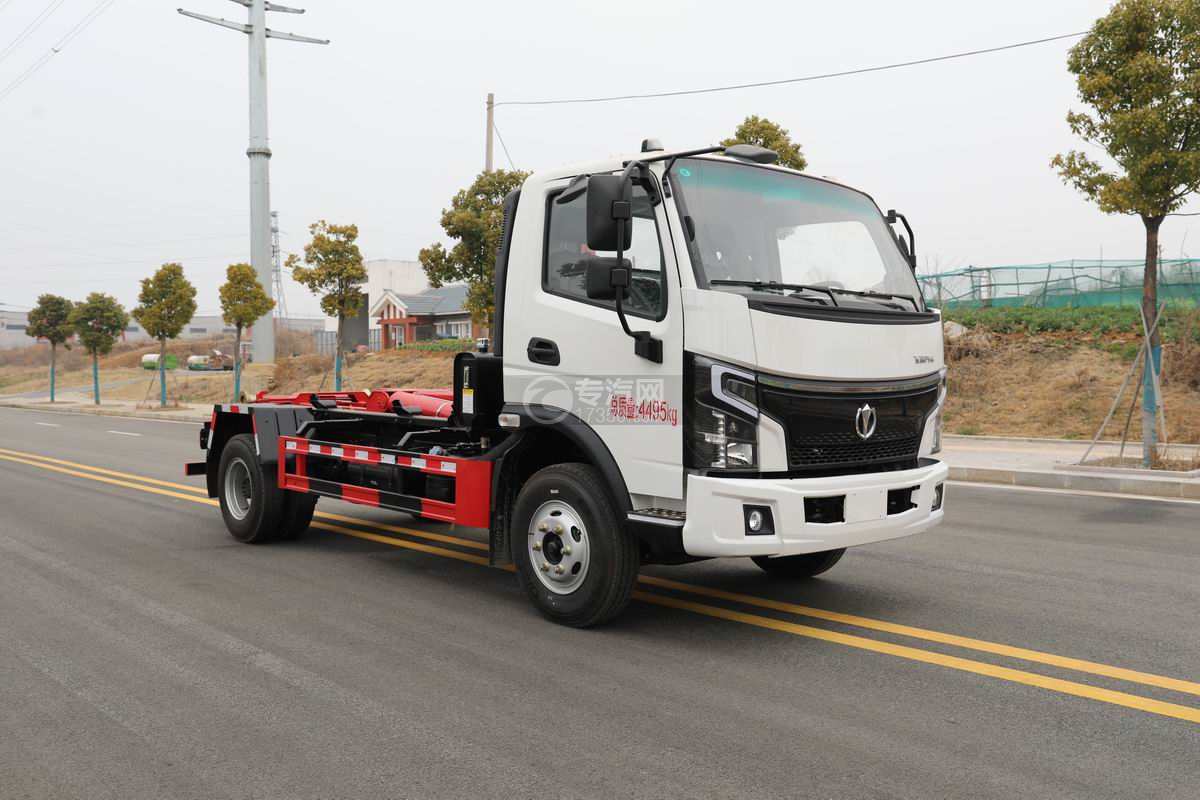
[916,259,1200,309]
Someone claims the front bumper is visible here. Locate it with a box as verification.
[681,459,948,558]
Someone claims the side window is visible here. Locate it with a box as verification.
[544,183,666,319]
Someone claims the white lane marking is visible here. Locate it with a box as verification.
[948,480,1200,506]
[0,407,201,426]
[35,422,61,428]
[106,431,141,437]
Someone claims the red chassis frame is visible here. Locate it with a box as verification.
[277,435,492,528]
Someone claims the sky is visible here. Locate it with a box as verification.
[2,0,1195,318]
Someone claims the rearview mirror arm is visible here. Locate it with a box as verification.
[612,214,663,364]
[887,209,917,271]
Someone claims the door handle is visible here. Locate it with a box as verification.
[526,337,560,366]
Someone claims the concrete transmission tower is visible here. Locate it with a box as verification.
[178,0,327,364]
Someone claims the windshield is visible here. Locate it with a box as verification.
[670,157,923,308]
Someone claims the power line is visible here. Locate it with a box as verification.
[495,31,1088,107]
[492,121,517,170]
[0,0,118,103]
[0,0,68,65]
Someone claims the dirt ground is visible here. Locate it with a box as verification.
[0,346,457,406]
[944,330,1200,444]
[264,349,456,396]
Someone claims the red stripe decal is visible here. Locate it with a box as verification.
[341,485,381,507]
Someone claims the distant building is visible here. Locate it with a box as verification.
[367,259,429,304]
[0,309,325,351]
[0,310,30,350]
[370,284,481,348]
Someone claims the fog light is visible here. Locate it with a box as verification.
[932,483,945,512]
[743,505,773,536]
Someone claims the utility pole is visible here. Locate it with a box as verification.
[271,210,288,320]
[178,0,327,364]
[485,92,494,172]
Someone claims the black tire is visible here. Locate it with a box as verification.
[752,548,846,578]
[510,463,639,628]
[279,494,318,541]
[217,433,285,544]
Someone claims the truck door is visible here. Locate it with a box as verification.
[503,173,684,502]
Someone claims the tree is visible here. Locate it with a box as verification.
[1051,0,1200,465]
[721,115,807,171]
[287,221,367,391]
[71,293,128,406]
[132,262,198,407]
[419,168,529,327]
[26,294,74,403]
[219,262,274,401]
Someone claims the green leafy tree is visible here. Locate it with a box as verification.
[219,262,274,401]
[419,168,529,327]
[26,293,75,403]
[721,115,807,171]
[132,262,198,407]
[287,221,367,391]
[71,293,128,406]
[1051,0,1200,464]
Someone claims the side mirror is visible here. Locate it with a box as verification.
[583,256,631,301]
[586,175,633,252]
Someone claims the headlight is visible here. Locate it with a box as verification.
[687,355,759,470]
[930,370,947,454]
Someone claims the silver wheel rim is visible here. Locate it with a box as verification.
[528,499,590,595]
[224,458,253,521]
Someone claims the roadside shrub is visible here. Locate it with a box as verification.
[400,339,473,353]
[943,305,1197,341]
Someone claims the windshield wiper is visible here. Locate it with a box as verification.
[827,287,921,311]
[708,279,838,307]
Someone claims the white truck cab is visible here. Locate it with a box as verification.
[497,141,947,573]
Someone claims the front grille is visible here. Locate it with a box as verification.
[760,378,939,472]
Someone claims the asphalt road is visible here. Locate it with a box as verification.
[0,406,1197,799]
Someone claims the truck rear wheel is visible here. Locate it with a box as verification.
[279,494,317,540]
[510,463,639,628]
[218,433,286,544]
[752,548,845,578]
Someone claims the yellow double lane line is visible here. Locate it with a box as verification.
[1,444,1198,724]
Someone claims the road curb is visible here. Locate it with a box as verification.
[0,401,209,424]
[945,433,1200,449]
[949,465,1200,500]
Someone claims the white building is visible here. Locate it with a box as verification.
[0,310,31,350]
[0,309,326,350]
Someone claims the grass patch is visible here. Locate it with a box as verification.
[398,339,474,353]
[943,305,1199,341]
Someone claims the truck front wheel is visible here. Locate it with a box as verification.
[217,433,285,544]
[510,463,639,628]
[752,549,845,578]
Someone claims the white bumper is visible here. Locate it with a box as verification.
[681,460,949,558]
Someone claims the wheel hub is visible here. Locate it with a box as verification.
[528,499,589,595]
[224,458,253,521]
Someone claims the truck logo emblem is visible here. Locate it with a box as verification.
[855,404,877,440]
